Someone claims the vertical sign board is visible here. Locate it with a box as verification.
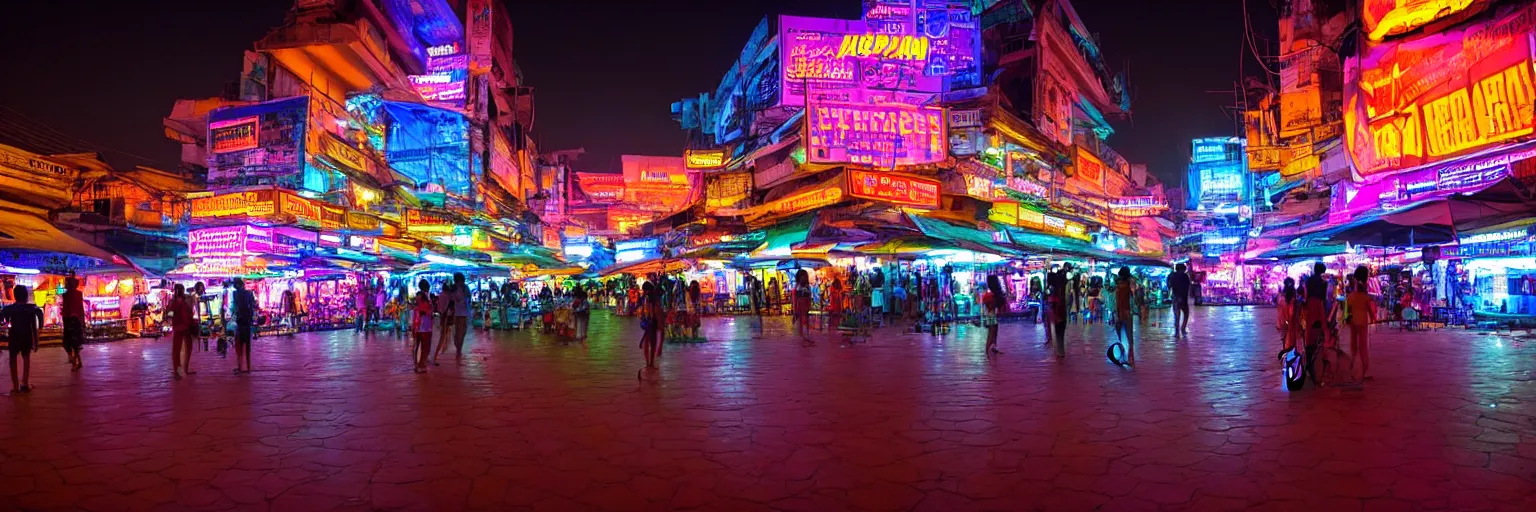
[1345,4,1536,179]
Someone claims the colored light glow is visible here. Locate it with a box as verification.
[846,170,939,209]
[0,265,40,275]
[764,183,844,216]
[1460,229,1529,245]
[423,253,474,267]
[1346,8,1536,177]
[684,149,727,170]
[615,249,651,263]
[806,102,946,167]
[1364,0,1489,41]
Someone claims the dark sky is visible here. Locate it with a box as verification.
[0,0,1274,185]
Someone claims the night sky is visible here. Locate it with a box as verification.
[0,0,1274,186]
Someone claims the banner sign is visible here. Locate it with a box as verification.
[685,149,727,170]
[318,133,367,172]
[949,109,982,128]
[762,182,844,218]
[806,102,946,167]
[1345,4,1536,178]
[1329,146,1529,223]
[1053,194,1110,225]
[846,170,940,208]
[963,174,992,199]
[405,209,455,232]
[779,7,979,107]
[1073,147,1106,194]
[575,172,624,203]
[190,189,278,222]
[209,116,259,154]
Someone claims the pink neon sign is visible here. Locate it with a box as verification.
[188,225,274,258]
[805,102,946,167]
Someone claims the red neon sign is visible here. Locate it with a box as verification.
[846,170,940,209]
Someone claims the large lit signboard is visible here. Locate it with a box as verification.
[779,8,978,107]
[806,102,946,167]
[190,189,277,222]
[705,172,751,212]
[1364,0,1490,41]
[761,182,844,218]
[206,97,308,190]
[846,170,940,209]
[1328,146,1530,223]
[575,172,624,204]
[1345,6,1536,178]
[1073,147,1106,194]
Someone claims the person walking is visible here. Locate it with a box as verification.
[572,286,591,341]
[1168,263,1192,338]
[168,284,196,379]
[61,276,85,371]
[983,275,1005,355]
[230,278,257,374]
[411,279,434,373]
[1047,263,1070,358]
[1114,267,1137,366]
[3,285,44,393]
[433,275,466,363]
[1347,266,1378,380]
[793,269,813,345]
[640,282,663,369]
[826,278,845,345]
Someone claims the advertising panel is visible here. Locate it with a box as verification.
[206,97,308,190]
[575,172,624,203]
[1329,146,1531,223]
[806,102,946,167]
[1073,147,1106,194]
[1364,0,1491,41]
[190,189,278,223]
[466,0,493,74]
[489,127,519,196]
[846,169,940,208]
[684,149,727,170]
[761,181,844,218]
[1345,4,1536,178]
[188,225,277,258]
[779,7,978,107]
[705,172,752,212]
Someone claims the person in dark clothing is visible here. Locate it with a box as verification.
[1305,262,1329,339]
[3,285,44,393]
[61,276,86,371]
[231,278,257,374]
[1047,263,1071,358]
[1168,263,1192,337]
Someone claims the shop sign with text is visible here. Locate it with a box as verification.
[1346,4,1536,177]
[1364,0,1491,41]
[846,170,940,208]
[191,189,278,222]
[806,102,946,167]
[209,116,259,154]
[764,183,844,217]
[685,149,727,170]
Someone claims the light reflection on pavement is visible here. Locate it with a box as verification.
[1,307,1532,511]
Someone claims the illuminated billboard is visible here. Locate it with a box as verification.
[1363,0,1491,41]
[846,169,940,209]
[384,102,471,199]
[779,5,978,107]
[806,102,946,167]
[206,97,309,190]
[1345,5,1536,178]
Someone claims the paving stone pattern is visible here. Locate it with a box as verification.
[1,307,1533,511]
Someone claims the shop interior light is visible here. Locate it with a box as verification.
[424,253,475,267]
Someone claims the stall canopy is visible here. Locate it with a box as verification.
[748,214,814,258]
[907,214,1021,257]
[0,203,115,261]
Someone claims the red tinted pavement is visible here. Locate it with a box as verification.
[2,307,1533,511]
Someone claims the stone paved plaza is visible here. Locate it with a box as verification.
[1,307,1533,511]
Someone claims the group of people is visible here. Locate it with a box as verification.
[1276,262,1378,381]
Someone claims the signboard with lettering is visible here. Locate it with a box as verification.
[761,182,844,218]
[949,109,982,128]
[1073,147,1106,194]
[209,116,259,154]
[779,7,978,107]
[0,144,77,208]
[684,149,727,170]
[1345,4,1536,178]
[318,133,367,172]
[705,172,751,212]
[405,209,456,232]
[806,102,946,167]
[846,170,940,209]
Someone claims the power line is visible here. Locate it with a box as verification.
[0,104,167,168]
[1242,0,1279,77]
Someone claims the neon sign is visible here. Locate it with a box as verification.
[684,149,727,170]
[835,33,929,61]
[426,43,460,57]
[188,225,275,258]
[1345,7,1536,177]
[806,102,946,167]
[764,183,843,217]
[778,11,975,106]
[846,170,939,209]
[209,116,258,154]
[1458,228,1528,245]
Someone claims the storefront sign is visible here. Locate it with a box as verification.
[846,170,940,208]
[988,201,1019,226]
[764,182,844,217]
[685,149,727,170]
[705,172,751,212]
[1054,194,1109,225]
[1364,0,1490,41]
[780,16,940,106]
[409,73,467,103]
[963,174,992,199]
[318,133,366,172]
[1460,228,1529,245]
[1346,4,1536,177]
[949,109,982,128]
[188,225,275,258]
[190,189,278,222]
[1073,147,1106,194]
[209,116,259,154]
[404,209,455,232]
[347,235,379,254]
[806,102,946,167]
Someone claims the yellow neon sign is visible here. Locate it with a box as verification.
[836,34,930,61]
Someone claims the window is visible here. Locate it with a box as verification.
[92,199,112,217]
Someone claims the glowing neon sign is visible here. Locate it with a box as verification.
[1459,228,1528,245]
[209,116,258,154]
[1345,7,1536,177]
[846,170,939,209]
[188,225,274,258]
[684,149,727,170]
[835,33,929,61]
[806,102,946,167]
